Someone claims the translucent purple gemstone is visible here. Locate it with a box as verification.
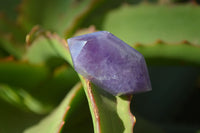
[67,31,151,95]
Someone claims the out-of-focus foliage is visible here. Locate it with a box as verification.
[24,83,93,133]
[0,0,200,133]
[103,5,200,45]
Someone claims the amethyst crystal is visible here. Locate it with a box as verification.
[67,31,151,95]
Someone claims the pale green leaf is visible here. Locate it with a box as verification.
[133,43,200,65]
[103,4,200,45]
[24,26,71,65]
[0,61,49,89]
[24,83,88,133]
[0,84,51,114]
[0,99,44,133]
[79,78,135,133]
[18,0,102,37]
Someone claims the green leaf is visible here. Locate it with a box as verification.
[24,26,71,66]
[0,61,79,111]
[103,4,200,45]
[0,61,49,89]
[0,61,57,112]
[24,82,93,133]
[0,36,23,59]
[79,78,135,133]
[33,65,79,106]
[24,27,80,107]
[0,99,44,133]
[0,0,21,20]
[0,15,25,59]
[0,16,26,58]
[79,0,125,30]
[18,0,102,37]
[0,15,26,44]
[133,43,200,65]
[103,4,200,65]
[0,84,51,114]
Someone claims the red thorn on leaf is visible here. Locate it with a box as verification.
[0,56,14,62]
[181,40,191,45]
[156,39,164,44]
[134,43,142,47]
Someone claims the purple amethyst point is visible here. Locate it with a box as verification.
[67,31,151,96]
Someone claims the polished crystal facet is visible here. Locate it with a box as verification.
[67,31,151,95]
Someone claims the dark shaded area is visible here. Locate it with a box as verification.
[80,0,125,30]
[175,84,200,124]
[91,83,126,133]
[145,57,200,66]
[0,46,9,57]
[0,0,21,20]
[62,88,94,133]
[132,66,200,133]
[0,100,45,133]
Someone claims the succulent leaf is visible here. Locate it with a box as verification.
[0,0,21,20]
[0,99,44,133]
[24,83,92,133]
[0,84,51,114]
[35,65,79,106]
[0,15,26,44]
[24,26,70,67]
[0,61,49,89]
[77,77,135,133]
[0,16,26,58]
[0,61,79,111]
[18,0,103,37]
[20,28,80,107]
[103,4,200,45]
[103,4,200,65]
[134,43,200,65]
[0,36,22,59]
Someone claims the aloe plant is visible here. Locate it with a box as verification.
[0,0,200,133]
